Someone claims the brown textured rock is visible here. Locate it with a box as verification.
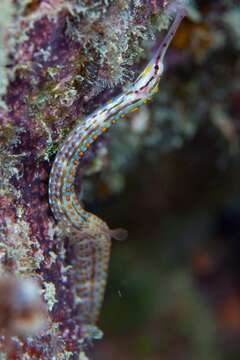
[0,0,180,358]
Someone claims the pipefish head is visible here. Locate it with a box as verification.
[132,10,185,97]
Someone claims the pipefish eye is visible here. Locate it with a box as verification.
[154,65,159,70]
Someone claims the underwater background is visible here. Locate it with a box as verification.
[91,1,240,359]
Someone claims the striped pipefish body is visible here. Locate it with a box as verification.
[49,12,185,327]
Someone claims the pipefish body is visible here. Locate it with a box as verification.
[49,11,185,328]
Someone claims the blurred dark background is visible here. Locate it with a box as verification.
[90,1,240,359]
